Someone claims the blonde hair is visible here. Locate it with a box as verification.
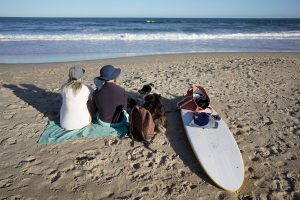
[62,78,83,96]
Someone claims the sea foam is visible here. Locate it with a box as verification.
[1,32,299,41]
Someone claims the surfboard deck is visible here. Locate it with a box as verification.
[180,109,244,192]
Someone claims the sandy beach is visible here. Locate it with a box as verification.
[0,53,299,199]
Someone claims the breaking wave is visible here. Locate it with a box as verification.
[1,31,300,41]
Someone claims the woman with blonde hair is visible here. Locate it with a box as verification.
[60,66,92,130]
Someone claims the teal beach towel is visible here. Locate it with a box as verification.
[38,112,128,144]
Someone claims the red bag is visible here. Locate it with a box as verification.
[177,85,210,112]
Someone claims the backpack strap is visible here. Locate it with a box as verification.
[143,142,154,152]
[177,95,194,109]
[128,106,136,146]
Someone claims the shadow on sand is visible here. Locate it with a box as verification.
[126,89,218,188]
[162,93,219,189]
[3,83,218,188]
[2,83,61,120]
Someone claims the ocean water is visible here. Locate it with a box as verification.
[0,17,300,63]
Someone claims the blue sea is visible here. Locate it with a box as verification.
[0,17,300,63]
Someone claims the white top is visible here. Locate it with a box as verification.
[60,84,92,130]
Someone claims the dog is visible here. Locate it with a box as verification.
[143,93,166,132]
[138,83,166,132]
[138,83,160,96]
[127,83,158,109]
[127,83,166,132]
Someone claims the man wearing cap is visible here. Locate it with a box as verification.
[92,65,127,124]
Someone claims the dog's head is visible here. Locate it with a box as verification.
[144,93,162,105]
[138,83,160,96]
[143,93,164,114]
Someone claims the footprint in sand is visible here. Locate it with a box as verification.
[272,173,295,192]
[0,175,15,189]
[267,191,292,199]
[143,161,154,168]
[261,116,273,126]
[157,155,168,166]
[0,137,16,146]
[126,146,145,161]
[75,153,96,166]
[249,154,260,162]
[47,170,61,183]
[256,147,271,158]
[247,166,259,179]
[268,145,280,156]
[2,112,15,119]
[254,178,269,188]
[130,162,141,170]
[83,149,100,156]
[6,104,21,110]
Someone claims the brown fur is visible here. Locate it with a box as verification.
[127,84,166,133]
[143,93,166,132]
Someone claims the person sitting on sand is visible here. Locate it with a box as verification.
[92,65,128,125]
[60,66,93,130]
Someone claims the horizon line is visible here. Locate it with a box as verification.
[0,16,300,19]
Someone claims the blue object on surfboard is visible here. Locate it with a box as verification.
[190,112,218,129]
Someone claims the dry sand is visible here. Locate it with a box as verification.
[0,53,299,200]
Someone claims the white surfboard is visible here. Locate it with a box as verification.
[181,109,244,192]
